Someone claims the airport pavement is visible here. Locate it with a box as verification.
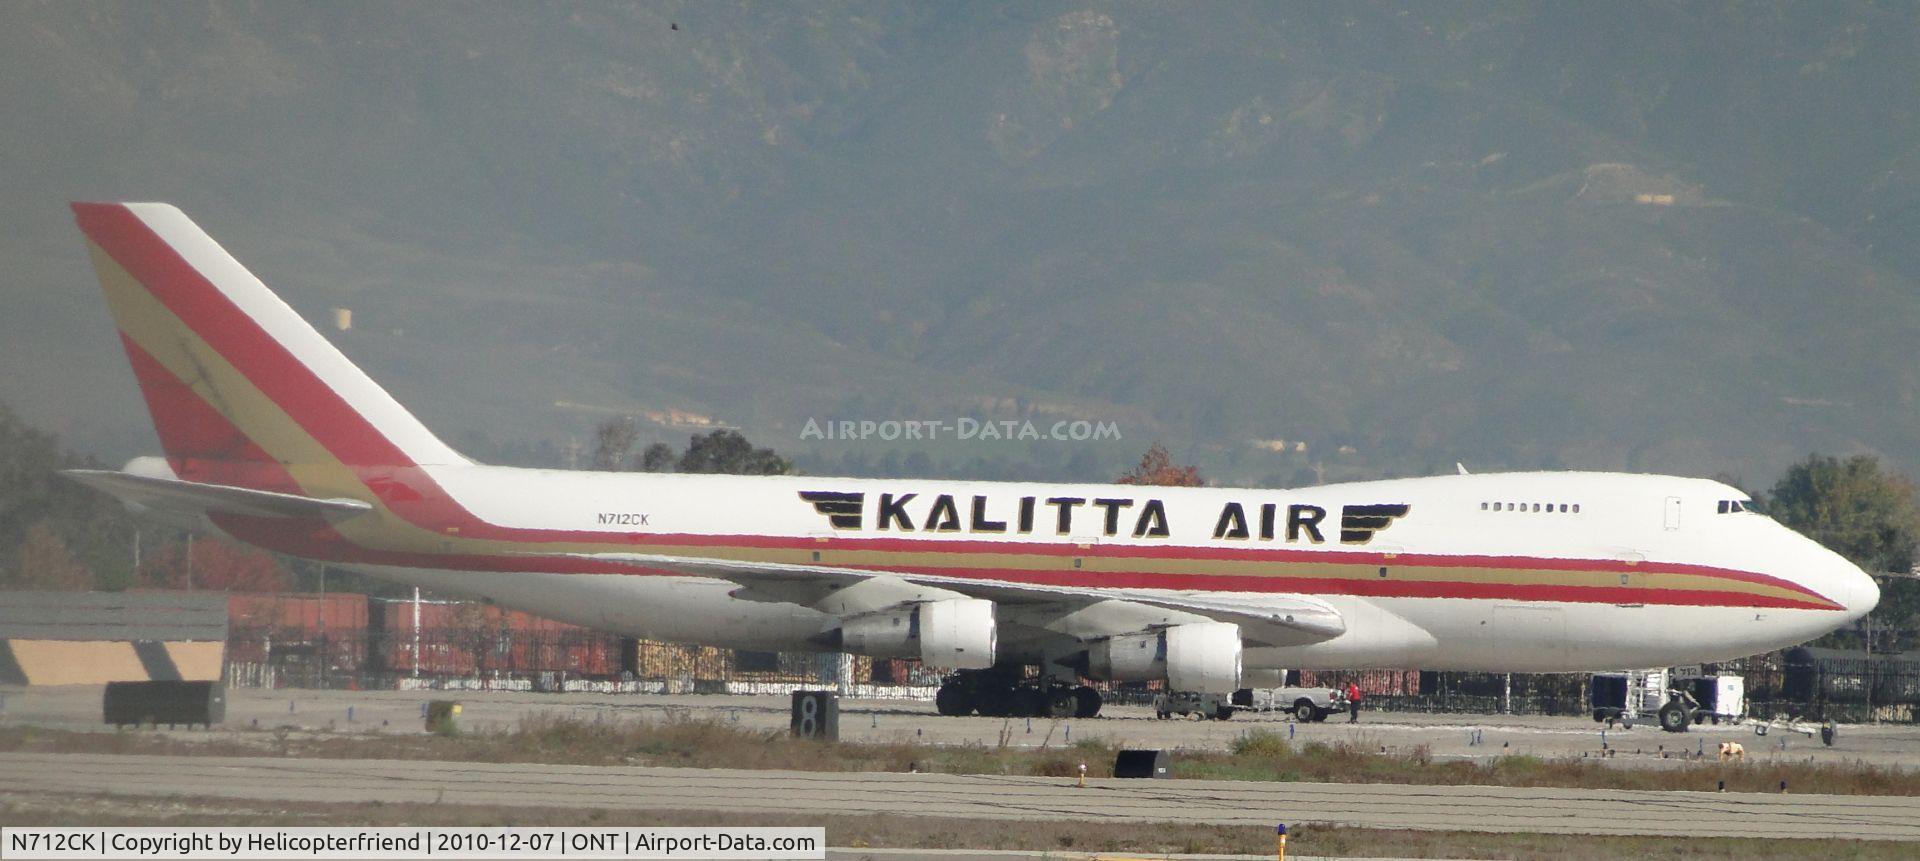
[5,685,1915,771]
[4,751,1918,841]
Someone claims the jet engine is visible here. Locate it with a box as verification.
[838,598,996,669]
[1086,622,1242,693]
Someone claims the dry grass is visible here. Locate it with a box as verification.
[4,716,1918,796]
[0,713,1122,777]
[2,789,1910,860]
[1183,727,1920,795]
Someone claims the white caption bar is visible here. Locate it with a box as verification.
[1,827,826,859]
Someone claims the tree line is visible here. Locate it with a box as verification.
[590,418,793,475]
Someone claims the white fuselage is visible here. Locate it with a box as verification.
[326,466,1875,673]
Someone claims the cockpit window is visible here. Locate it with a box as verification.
[1717,499,1756,514]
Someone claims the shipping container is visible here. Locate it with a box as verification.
[228,593,368,635]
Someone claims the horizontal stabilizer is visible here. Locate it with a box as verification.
[61,469,373,523]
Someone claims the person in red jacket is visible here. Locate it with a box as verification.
[1346,682,1363,722]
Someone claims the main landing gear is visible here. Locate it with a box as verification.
[934,668,1102,718]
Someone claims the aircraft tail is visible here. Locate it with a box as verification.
[70,202,467,496]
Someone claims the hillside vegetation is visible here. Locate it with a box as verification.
[3,3,1917,484]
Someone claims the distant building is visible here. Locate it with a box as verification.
[641,408,721,429]
[1250,438,1307,453]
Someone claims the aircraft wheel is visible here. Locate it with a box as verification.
[996,688,1026,718]
[1293,700,1317,722]
[1215,704,1235,721]
[1046,688,1077,719]
[975,688,1010,717]
[1015,688,1048,718]
[935,684,972,717]
[1072,686,1101,719]
[1658,701,1691,733]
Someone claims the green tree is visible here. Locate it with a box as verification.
[638,442,676,472]
[0,402,137,590]
[677,430,792,475]
[591,417,640,471]
[584,421,791,475]
[1764,455,1918,575]
[1764,454,1920,651]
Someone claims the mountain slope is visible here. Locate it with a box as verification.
[3,2,1917,484]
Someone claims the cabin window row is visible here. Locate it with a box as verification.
[1481,501,1580,514]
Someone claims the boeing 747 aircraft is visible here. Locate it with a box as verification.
[63,202,1878,719]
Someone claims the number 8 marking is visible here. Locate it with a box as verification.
[798,695,818,736]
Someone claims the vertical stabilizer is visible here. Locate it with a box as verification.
[71,202,467,492]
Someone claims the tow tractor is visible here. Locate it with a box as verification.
[1153,690,1237,721]
[1592,668,1742,730]
[1591,668,1684,728]
[1153,685,1348,721]
[1592,667,1836,745]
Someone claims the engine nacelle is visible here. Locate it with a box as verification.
[918,597,996,669]
[1086,632,1164,682]
[839,598,996,670]
[840,607,917,658]
[1165,622,1243,693]
[1086,622,1242,693]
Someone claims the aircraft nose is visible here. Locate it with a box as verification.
[1835,560,1880,620]
[1820,553,1881,618]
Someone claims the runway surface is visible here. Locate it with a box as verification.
[6,752,1918,841]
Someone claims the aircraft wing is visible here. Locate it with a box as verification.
[60,469,374,523]
[566,551,1345,648]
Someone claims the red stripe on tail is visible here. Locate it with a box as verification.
[72,202,422,473]
[118,334,306,494]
